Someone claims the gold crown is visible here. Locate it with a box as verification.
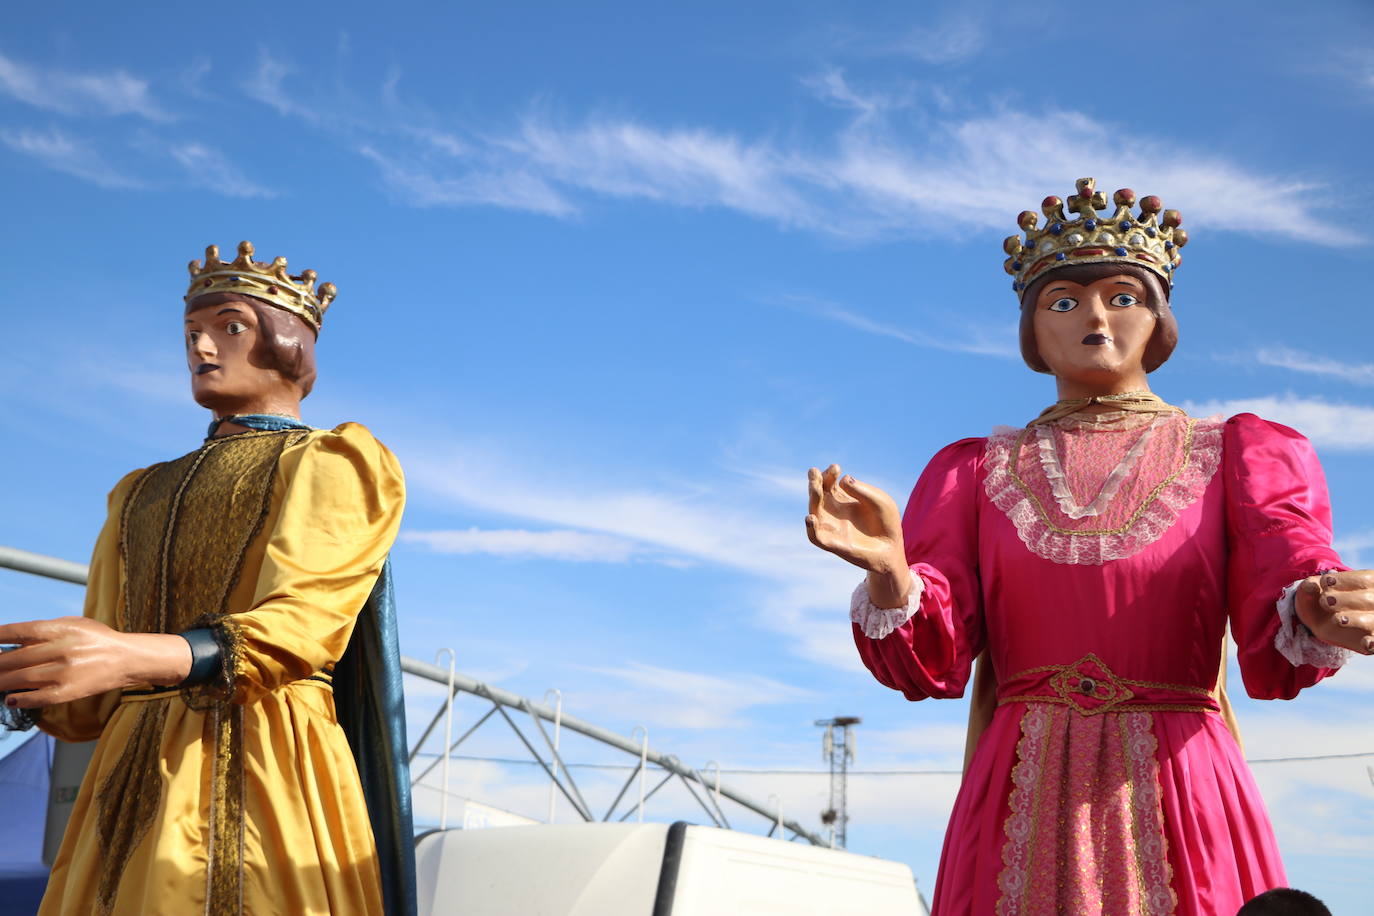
[185,241,336,331]
[1003,178,1189,296]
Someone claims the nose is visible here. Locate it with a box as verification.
[190,333,216,362]
[1082,295,1110,330]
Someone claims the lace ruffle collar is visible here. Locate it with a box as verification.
[983,413,1224,565]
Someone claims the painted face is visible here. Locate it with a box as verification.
[1031,273,1157,387]
[184,297,291,414]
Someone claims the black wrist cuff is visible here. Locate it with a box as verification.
[178,628,224,687]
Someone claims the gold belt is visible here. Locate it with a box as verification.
[996,653,1217,716]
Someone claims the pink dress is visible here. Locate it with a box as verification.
[854,410,1347,916]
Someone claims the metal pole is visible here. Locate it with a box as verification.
[544,689,562,823]
[766,793,782,838]
[397,656,828,846]
[0,546,88,585]
[632,726,648,823]
[435,649,456,830]
[1,547,833,845]
[705,760,721,809]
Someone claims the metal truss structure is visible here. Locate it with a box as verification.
[0,545,827,847]
[401,654,825,844]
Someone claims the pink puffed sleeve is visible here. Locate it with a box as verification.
[1224,413,1345,699]
[853,438,986,700]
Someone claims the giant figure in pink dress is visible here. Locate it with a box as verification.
[805,179,1374,915]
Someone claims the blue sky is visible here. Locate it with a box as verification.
[3,0,1374,907]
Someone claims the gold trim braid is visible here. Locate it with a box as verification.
[1008,415,1197,538]
[98,430,306,913]
[94,701,168,914]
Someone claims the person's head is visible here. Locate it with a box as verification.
[182,241,334,417]
[1003,178,1187,393]
[1018,261,1177,388]
[183,292,317,416]
[1235,887,1332,916]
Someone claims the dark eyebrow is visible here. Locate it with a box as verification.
[1045,286,1069,294]
[1112,280,1140,287]
[216,307,246,316]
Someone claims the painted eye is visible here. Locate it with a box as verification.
[226,320,249,335]
[187,330,200,344]
[1109,293,1139,308]
[1047,297,1077,312]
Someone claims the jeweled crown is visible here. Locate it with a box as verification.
[1003,178,1188,296]
[185,241,335,331]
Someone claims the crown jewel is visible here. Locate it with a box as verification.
[185,241,336,331]
[1003,178,1188,296]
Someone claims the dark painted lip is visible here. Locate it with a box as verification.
[1081,334,1110,345]
[195,363,220,375]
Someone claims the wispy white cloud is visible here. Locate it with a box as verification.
[723,465,808,500]
[352,104,1353,248]
[0,53,170,120]
[168,143,276,198]
[0,126,143,189]
[822,11,988,66]
[402,438,861,669]
[235,48,1356,249]
[510,114,820,228]
[574,662,812,729]
[776,294,1019,359]
[242,50,307,121]
[1252,347,1374,386]
[1334,529,1374,571]
[2,127,276,198]
[1179,394,1374,450]
[887,14,987,65]
[360,145,576,215]
[402,527,655,563]
[804,68,913,122]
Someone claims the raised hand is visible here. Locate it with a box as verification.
[0,617,192,709]
[1296,570,1374,656]
[806,464,911,607]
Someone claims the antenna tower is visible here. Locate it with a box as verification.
[815,715,860,848]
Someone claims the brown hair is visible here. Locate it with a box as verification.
[1018,262,1177,375]
[185,292,318,398]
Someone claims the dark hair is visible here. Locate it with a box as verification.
[1236,887,1332,916]
[1017,262,1178,375]
[185,292,318,398]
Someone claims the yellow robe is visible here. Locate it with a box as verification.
[38,423,405,916]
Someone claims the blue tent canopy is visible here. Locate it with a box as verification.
[0,733,52,915]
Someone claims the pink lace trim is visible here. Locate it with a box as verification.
[850,573,926,640]
[1122,713,1176,915]
[1275,578,1352,669]
[984,415,1224,565]
[1034,417,1163,519]
[996,705,1176,915]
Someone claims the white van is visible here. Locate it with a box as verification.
[416,821,930,916]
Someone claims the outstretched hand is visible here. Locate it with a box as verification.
[806,464,911,607]
[1296,571,1374,656]
[0,617,192,709]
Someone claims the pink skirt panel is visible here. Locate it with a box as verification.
[931,705,1285,916]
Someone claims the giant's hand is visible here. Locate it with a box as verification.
[1295,571,1374,656]
[806,464,912,607]
[0,617,192,709]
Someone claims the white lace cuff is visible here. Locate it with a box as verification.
[850,573,925,640]
[1274,578,1353,669]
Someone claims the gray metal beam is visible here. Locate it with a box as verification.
[0,546,89,585]
[0,545,827,847]
[401,657,827,846]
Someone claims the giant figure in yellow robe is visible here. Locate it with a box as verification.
[0,242,406,916]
